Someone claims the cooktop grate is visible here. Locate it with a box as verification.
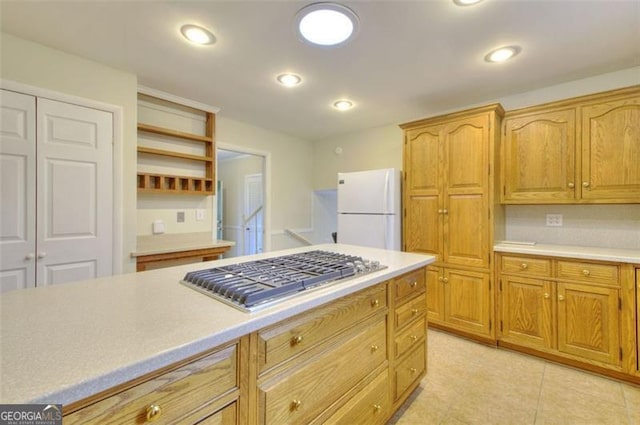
[180,250,385,312]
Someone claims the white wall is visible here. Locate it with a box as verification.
[1,32,139,273]
[312,67,640,250]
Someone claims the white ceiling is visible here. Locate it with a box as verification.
[1,0,639,141]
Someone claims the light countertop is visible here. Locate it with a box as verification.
[132,232,235,257]
[494,242,640,264]
[0,244,434,406]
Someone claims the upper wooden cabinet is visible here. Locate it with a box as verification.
[501,86,640,204]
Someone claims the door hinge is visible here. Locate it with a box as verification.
[503,186,506,196]
[619,347,623,361]
[499,279,502,291]
[500,321,503,332]
[619,297,622,310]
[404,208,407,218]
[489,320,492,331]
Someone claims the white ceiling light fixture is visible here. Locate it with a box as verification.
[485,45,521,63]
[453,0,484,6]
[276,73,302,87]
[180,24,216,45]
[333,99,354,111]
[296,3,359,47]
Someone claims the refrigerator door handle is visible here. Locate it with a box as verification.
[384,170,390,214]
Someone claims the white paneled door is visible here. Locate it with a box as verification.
[0,90,113,292]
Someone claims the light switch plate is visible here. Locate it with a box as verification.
[196,209,205,221]
[546,214,563,226]
[177,211,185,223]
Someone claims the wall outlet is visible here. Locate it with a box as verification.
[196,209,205,221]
[152,220,165,234]
[546,214,563,227]
[177,211,185,223]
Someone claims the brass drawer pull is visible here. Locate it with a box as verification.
[520,263,528,269]
[410,367,417,374]
[146,404,162,422]
[291,335,304,345]
[558,295,565,301]
[371,299,380,307]
[543,293,550,299]
[568,182,575,188]
[583,181,590,188]
[411,308,419,315]
[371,344,379,352]
[409,280,417,288]
[373,404,382,413]
[582,269,590,276]
[410,335,418,342]
[291,400,302,411]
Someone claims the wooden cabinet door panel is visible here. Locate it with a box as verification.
[394,343,426,401]
[426,267,444,323]
[581,96,640,201]
[404,194,441,259]
[405,125,441,193]
[323,371,390,425]
[501,276,554,350]
[444,269,491,336]
[557,283,620,366]
[444,194,488,268]
[503,109,576,202]
[444,115,488,193]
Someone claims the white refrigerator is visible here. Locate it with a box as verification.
[337,168,401,250]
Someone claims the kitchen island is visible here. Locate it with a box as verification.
[0,244,434,424]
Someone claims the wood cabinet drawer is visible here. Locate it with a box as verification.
[395,293,427,330]
[323,370,390,425]
[258,283,386,373]
[394,317,427,359]
[556,260,619,285]
[394,343,426,401]
[65,344,237,424]
[260,318,387,425]
[197,402,237,425]
[394,268,426,301]
[501,256,552,277]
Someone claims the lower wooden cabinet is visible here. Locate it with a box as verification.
[497,253,638,380]
[426,266,493,338]
[63,268,430,424]
[64,341,240,424]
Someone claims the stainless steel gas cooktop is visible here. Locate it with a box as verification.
[180,250,386,312]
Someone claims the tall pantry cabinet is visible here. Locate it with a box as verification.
[400,104,504,341]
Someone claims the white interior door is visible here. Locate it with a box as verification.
[244,173,263,255]
[0,90,36,292]
[36,98,113,286]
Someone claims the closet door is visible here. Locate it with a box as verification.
[36,98,113,286]
[0,90,36,292]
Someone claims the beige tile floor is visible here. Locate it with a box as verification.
[389,330,640,425]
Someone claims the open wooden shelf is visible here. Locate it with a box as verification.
[136,96,216,196]
[137,173,214,195]
[137,123,213,143]
[137,146,212,162]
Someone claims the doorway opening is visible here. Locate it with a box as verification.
[217,147,267,257]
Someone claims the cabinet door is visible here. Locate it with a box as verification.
[442,115,489,268]
[557,282,620,366]
[502,109,576,202]
[425,267,444,323]
[581,95,640,202]
[404,125,443,257]
[500,276,554,350]
[444,269,492,336]
[0,90,36,292]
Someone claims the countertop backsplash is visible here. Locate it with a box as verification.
[504,204,640,250]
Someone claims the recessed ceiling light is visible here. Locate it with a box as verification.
[485,45,521,63]
[296,3,359,47]
[277,73,302,87]
[453,0,484,6]
[180,24,216,45]
[333,99,354,111]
